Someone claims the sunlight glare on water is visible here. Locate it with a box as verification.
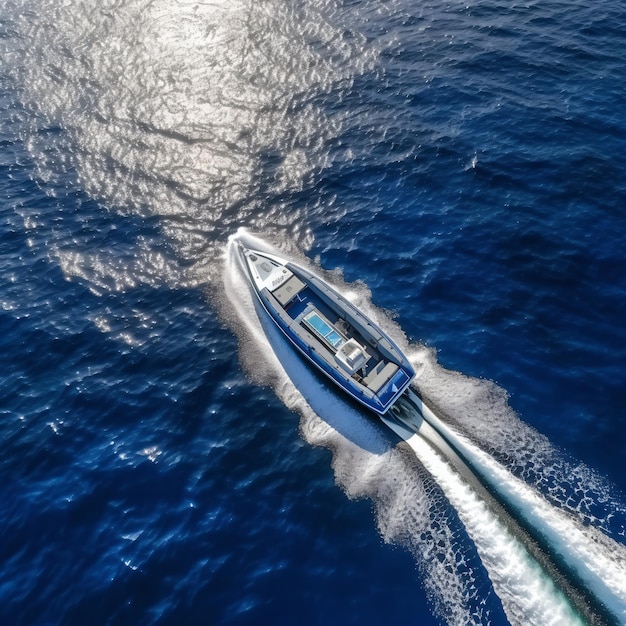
[10,0,377,284]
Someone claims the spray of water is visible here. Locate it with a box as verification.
[383,417,584,626]
[412,400,626,623]
[415,359,626,541]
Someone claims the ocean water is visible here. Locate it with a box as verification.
[1,0,626,624]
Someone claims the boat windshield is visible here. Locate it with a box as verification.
[303,310,345,349]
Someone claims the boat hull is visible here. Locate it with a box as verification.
[237,243,415,416]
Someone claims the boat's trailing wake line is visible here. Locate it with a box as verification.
[406,394,626,624]
[412,357,626,541]
[381,414,584,626]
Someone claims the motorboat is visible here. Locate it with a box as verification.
[237,242,415,416]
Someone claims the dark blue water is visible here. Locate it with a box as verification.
[2,0,626,624]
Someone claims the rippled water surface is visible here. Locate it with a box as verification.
[2,0,626,624]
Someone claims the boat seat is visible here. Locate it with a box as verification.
[363,361,399,393]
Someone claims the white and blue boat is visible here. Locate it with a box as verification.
[237,243,415,416]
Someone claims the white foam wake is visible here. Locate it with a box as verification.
[413,353,626,539]
[416,399,626,623]
[382,418,583,626]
